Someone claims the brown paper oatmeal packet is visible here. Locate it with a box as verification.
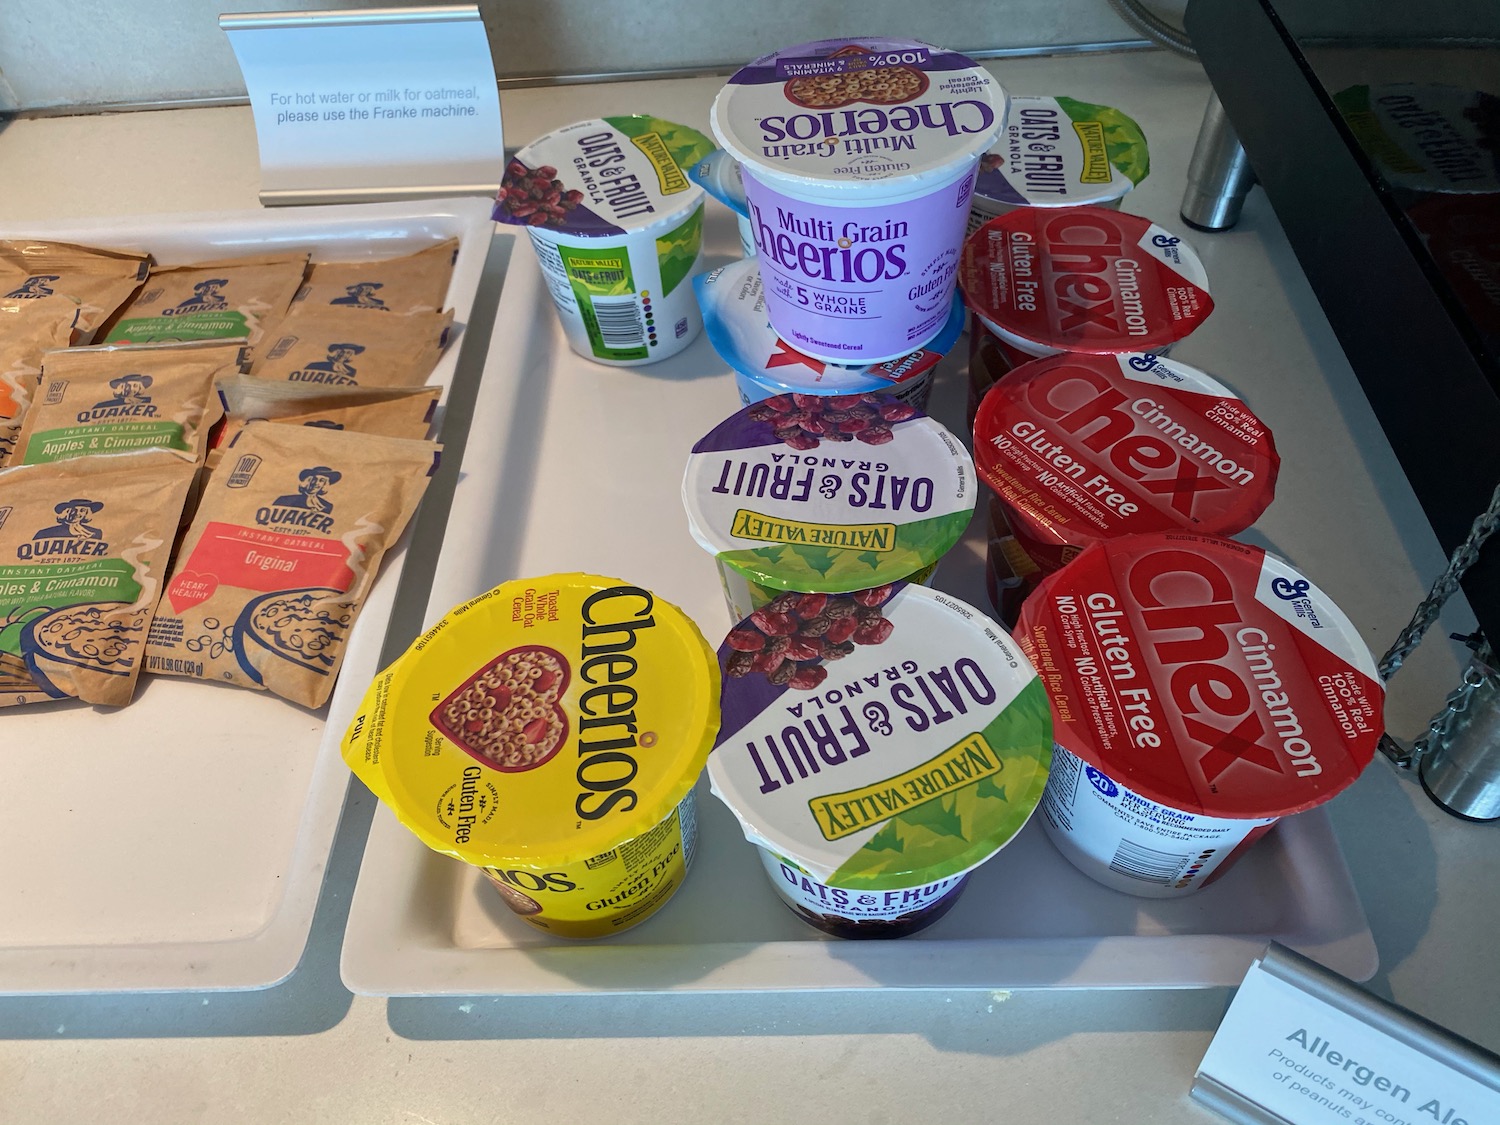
[102,251,309,347]
[0,239,151,344]
[145,422,441,708]
[0,319,72,467]
[247,307,453,387]
[17,341,245,467]
[206,377,440,469]
[288,238,458,316]
[0,452,196,707]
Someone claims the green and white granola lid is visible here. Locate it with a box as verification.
[708,584,1053,889]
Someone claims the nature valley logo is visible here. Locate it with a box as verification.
[5,274,59,299]
[289,342,365,385]
[78,373,158,422]
[254,465,341,534]
[16,498,109,560]
[330,282,387,309]
[163,278,229,315]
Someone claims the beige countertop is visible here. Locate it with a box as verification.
[0,50,1494,1125]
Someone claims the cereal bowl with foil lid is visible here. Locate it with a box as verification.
[341,574,721,939]
[711,38,1007,364]
[682,391,978,622]
[1014,532,1384,898]
[709,581,1053,938]
[959,205,1213,361]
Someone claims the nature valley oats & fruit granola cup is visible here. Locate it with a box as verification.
[709,582,1052,938]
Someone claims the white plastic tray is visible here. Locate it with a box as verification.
[339,208,1377,995]
[0,198,496,993]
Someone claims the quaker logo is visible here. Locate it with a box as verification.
[163,278,229,315]
[255,466,341,534]
[1084,766,1119,798]
[16,498,109,560]
[289,342,365,385]
[80,373,157,422]
[330,281,387,309]
[4,274,60,299]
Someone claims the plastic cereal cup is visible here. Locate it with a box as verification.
[688,149,757,257]
[1015,533,1384,898]
[710,582,1052,936]
[495,116,716,366]
[967,95,1150,234]
[694,255,965,412]
[711,38,1007,364]
[959,205,1213,361]
[972,351,1280,575]
[682,393,977,622]
[341,575,721,939]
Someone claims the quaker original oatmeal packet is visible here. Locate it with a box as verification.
[18,341,245,466]
[206,377,440,469]
[103,251,309,347]
[146,421,441,708]
[288,238,459,316]
[247,307,453,387]
[0,452,196,707]
[0,239,151,343]
[0,319,72,467]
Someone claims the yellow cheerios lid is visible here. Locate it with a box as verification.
[342,574,721,868]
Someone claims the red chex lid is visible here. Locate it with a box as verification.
[972,352,1280,564]
[959,206,1213,355]
[1014,532,1384,819]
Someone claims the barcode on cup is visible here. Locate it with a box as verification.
[1108,839,1189,884]
[591,296,645,350]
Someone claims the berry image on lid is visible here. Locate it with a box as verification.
[1014,533,1384,819]
[975,95,1150,209]
[959,206,1213,355]
[972,352,1280,572]
[494,116,715,236]
[709,582,1053,888]
[711,39,1007,186]
[683,393,977,595]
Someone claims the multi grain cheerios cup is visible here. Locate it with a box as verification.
[711,38,1007,364]
[682,393,977,622]
[341,574,720,939]
[495,116,716,366]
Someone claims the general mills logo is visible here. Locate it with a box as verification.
[1271,577,1311,601]
[1151,234,1181,248]
[1127,353,1160,372]
[1085,766,1118,798]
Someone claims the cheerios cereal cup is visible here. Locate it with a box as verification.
[342,575,721,939]
[711,38,1006,364]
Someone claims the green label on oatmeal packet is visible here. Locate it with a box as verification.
[26,421,188,463]
[107,311,252,345]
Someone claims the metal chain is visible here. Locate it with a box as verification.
[1379,481,1500,680]
[1376,483,1500,769]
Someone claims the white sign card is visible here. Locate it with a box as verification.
[1195,944,1500,1125]
[221,5,504,206]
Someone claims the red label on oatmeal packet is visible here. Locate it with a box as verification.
[973,352,1279,570]
[166,521,355,611]
[1015,532,1382,819]
[959,206,1213,354]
